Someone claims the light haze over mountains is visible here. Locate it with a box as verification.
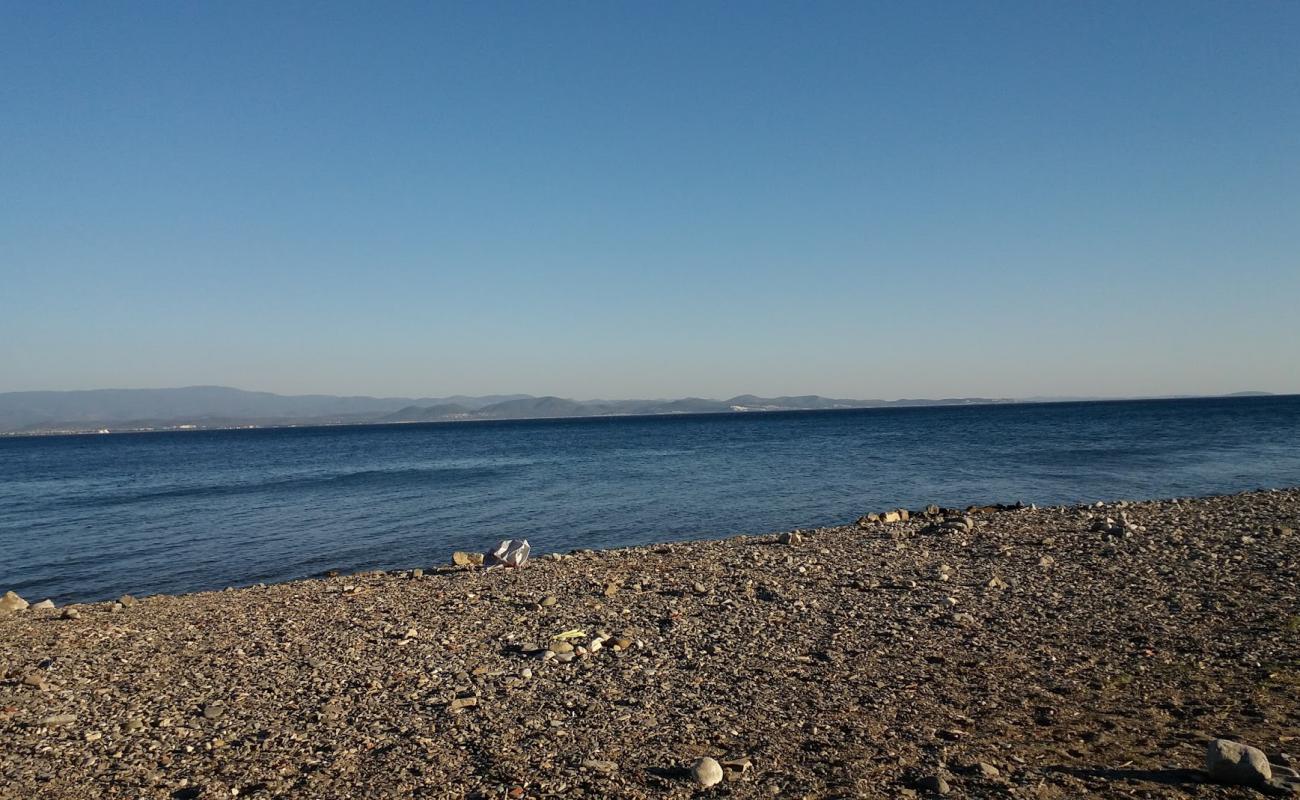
[0,386,1011,434]
[0,386,1279,435]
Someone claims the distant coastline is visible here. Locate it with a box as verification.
[0,387,1281,438]
[0,386,1027,437]
[0,398,1015,438]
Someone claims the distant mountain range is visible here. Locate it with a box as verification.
[0,386,1025,435]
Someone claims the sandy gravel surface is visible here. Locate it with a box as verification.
[2,489,1299,799]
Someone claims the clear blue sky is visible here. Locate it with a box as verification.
[2,1,1297,399]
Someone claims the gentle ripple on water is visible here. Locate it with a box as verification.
[2,395,1299,603]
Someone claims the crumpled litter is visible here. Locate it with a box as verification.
[488,539,530,568]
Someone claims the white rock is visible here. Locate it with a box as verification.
[690,756,723,787]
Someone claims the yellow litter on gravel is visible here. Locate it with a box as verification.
[552,629,585,640]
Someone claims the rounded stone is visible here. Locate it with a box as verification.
[1206,738,1272,786]
[918,774,950,794]
[691,757,723,787]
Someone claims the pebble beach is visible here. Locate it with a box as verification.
[3,489,1299,799]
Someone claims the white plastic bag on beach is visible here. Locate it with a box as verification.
[489,539,530,568]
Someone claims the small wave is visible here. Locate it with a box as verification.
[63,465,509,508]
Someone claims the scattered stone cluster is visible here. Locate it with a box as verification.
[2,489,1299,798]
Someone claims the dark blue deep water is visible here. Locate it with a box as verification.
[3,395,1300,604]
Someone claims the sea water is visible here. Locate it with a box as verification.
[3,395,1299,603]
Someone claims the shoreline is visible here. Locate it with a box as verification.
[6,486,1296,608]
[3,488,1299,798]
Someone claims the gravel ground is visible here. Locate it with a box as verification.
[2,489,1299,799]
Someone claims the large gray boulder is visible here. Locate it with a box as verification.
[1205,738,1271,786]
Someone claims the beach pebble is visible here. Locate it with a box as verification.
[0,591,29,613]
[61,607,81,620]
[1206,738,1271,786]
[40,714,77,727]
[118,594,137,606]
[975,762,1000,779]
[540,595,558,607]
[778,531,803,546]
[22,672,49,690]
[318,699,345,723]
[721,756,753,781]
[917,774,950,794]
[452,551,484,567]
[582,758,618,774]
[30,598,55,610]
[691,756,723,787]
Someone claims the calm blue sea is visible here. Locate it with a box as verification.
[3,395,1300,604]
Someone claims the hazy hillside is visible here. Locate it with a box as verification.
[0,385,1278,435]
[0,385,1039,434]
[0,387,527,433]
